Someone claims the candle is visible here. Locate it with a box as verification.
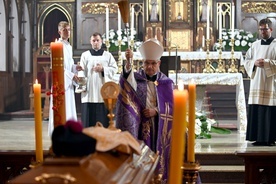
[178,79,184,90]
[231,3,235,39]
[50,41,66,127]
[206,5,210,39]
[169,88,188,184]
[219,4,222,39]
[188,80,196,163]
[33,79,43,163]
[106,6,109,40]
[202,35,205,48]
[118,8,122,40]
[130,6,134,40]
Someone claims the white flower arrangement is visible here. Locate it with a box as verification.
[214,29,257,52]
[194,111,231,139]
[102,29,143,52]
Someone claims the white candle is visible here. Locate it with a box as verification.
[178,79,184,91]
[106,6,109,40]
[202,35,205,48]
[206,5,210,39]
[231,3,235,39]
[118,9,122,40]
[219,4,222,39]
[130,6,134,40]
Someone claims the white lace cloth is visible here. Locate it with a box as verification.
[169,73,247,133]
[122,51,244,64]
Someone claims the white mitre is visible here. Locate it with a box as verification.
[138,38,163,61]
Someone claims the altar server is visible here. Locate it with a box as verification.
[244,18,276,146]
[78,32,118,128]
[48,21,78,136]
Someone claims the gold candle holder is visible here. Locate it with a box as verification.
[101,82,121,131]
[215,39,226,73]
[182,162,201,184]
[130,39,135,51]
[228,38,238,73]
[129,39,136,70]
[203,39,214,73]
[117,39,123,73]
[105,40,110,52]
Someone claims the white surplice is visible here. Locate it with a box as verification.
[244,39,276,106]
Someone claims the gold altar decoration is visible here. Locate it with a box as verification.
[228,39,238,73]
[81,2,118,14]
[241,1,276,13]
[105,40,110,52]
[101,81,120,131]
[169,0,191,23]
[183,162,201,184]
[168,29,191,51]
[203,39,214,73]
[117,40,123,73]
[215,39,226,73]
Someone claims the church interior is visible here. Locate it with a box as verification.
[0,0,276,183]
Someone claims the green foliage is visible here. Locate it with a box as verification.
[195,112,231,139]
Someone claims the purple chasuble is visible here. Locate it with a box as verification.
[116,70,174,183]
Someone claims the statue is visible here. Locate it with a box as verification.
[199,0,208,22]
[150,0,158,21]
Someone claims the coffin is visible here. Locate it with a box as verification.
[9,142,159,184]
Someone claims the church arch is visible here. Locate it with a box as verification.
[37,3,73,48]
[11,0,20,72]
[24,2,31,73]
[0,0,7,71]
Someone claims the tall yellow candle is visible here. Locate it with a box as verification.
[33,79,43,163]
[188,81,196,163]
[169,89,188,184]
[50,41,66,127]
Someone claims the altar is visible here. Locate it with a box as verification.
[121,51,245,74]
[169,73,247,133]
[122,51,244,63]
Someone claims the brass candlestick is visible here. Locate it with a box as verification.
[182,162,201,184]
[228,38,238,73]
[203,39,214,73]
[117,39,123,73]
[105,40,110,52]
[215,39,226,73]
[101,81,121,131]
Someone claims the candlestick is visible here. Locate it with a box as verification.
[215,39,226,73]
[169,89,188,184]
[33,79,43,163]
[206,5,210,39]
[118,8,122,40]
[219,4,222,40]
[228,38,238,73]
[130,6,134,40]
[203,39,214,73]
[50,41,66,127]
[231,3,235,39]
[106,6,109,41]
[188,81,196,163]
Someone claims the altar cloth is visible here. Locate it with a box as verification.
[169,73,247,133]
